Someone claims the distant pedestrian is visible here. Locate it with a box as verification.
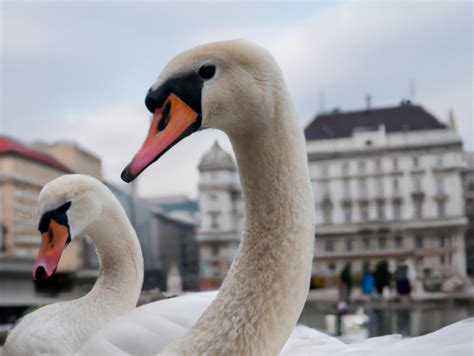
[339,263,352,303]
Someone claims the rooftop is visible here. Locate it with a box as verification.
[305,103,448,141]
[198,141,236,171]
[0,135,72,172]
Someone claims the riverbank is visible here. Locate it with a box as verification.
[307,287,474,304]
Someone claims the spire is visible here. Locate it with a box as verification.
[448,108,457,130]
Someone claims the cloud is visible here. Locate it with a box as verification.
[54,102,232,198]
[191,2,472,136]
[1,1,472,199]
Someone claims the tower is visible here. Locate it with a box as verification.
[197,141,243,289]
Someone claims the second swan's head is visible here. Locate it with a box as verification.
[121,39,286,182]
[33,174,104,280]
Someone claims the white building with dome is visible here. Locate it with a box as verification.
[197,141,244,289]
[196,103,468,290]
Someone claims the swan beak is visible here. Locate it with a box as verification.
[33,220,71,280]
[121,93,199,182]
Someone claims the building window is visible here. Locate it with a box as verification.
[359,179,368,198]
[342,162,350,176]
[363,238,370,250]
[395,236,403,249]
[437,200,445,218]
[393,178,400,194]
[321,181,330,196]
[378,237,386,250]
[415,235,424,249]
[328,262,336,271]
[435,155,443,168]
[211,245,219,257]
[322,200,333,225]
[414,199,423,219]
[320,163,329,177]
[416,256,424,266]
[343,179,351,196]
[358,161,366,175]
[343,205,352,223]
[393,201,402,220]
[360,204,369,222]
[393,157,399,171]
[346,239,353,251]
[413,156,419,168]
[413,176,422,192]
[375,159,382,173]
[435,175,444,193]
[468,180,474,193]
[439,236,446,248]
[376,178,384,196]
[325,239,335,252]
[209,193,218,201]
[209,212,220,229]
[376,200,385,220]
[440,255,445,264]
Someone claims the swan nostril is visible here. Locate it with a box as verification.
[157,101,172,132]
[34,266,47,281]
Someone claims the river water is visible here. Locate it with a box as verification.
[299,299,474,337]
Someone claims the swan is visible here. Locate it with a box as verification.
[3,174,145,355]
[3,174,218,355]
[118,39,315,355]
[80,39,473,355]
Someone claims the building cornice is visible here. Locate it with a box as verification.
[315,216,468,237]
[307,141,463,162]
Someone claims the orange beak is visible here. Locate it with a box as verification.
[33,219,71,280]
[121,93,199,182]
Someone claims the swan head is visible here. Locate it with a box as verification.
[121,39,283,182]
[33,174,103,280]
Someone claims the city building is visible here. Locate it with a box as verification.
[33,141,102,180]
[305,102,467,284]
[195,103,469,290]
[462,152,474,275]
[149,211,200,291]
[82,183,201,292]
[197,141,243,289]
[145,195,199,225]
[0,135,77,319]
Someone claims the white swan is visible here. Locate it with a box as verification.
[3,174,144,355]
[81,39,473,355]
[3,174,218,355]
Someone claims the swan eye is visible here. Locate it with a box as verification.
[198,64,216,80]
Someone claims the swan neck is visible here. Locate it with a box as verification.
[83,192,144,315]
[164,88,315,355]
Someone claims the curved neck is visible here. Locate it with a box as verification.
[163,88,315,355]
[81,191,144,319]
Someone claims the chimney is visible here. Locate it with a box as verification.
[366,95,372,110]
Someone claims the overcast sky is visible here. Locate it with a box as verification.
[1,1,472,199]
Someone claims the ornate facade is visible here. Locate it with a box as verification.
[197,142,243,289]
[305,103,467,282]
[196,103,469,289]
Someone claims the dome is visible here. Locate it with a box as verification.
[198,141,236,171]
